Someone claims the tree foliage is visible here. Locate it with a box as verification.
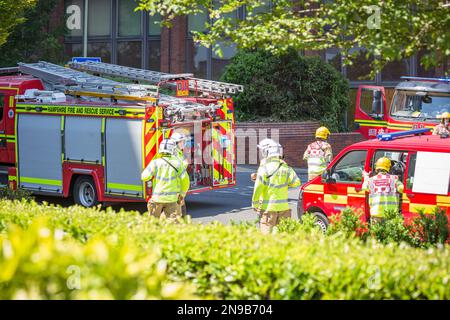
[0,0,37,48]
[136,0,450,76]
[221,49,349,131]
[0,0,66,67]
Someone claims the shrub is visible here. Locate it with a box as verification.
[1,199,449,299]
[0,217,196,299]
[327,207,369,240]
[221,49,350,132]
[369,209,417,246]
[410,208,450,247]
[0,187,33,201]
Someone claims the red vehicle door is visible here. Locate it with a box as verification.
[354,86,388,139]
[323,149,370,221]
[402,151,450,222]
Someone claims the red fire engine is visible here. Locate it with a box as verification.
[354,77,450,139]
[0,61,243,207]
[299,129,450,231]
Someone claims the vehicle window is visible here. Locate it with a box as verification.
[331,150,367,184]
[359,88,383,119]
[390,91,450,121]
[406,153,416,190]
[0,94,4,122]
[372,150,408,182]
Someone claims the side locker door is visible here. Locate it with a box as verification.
[211,120,235,186]
[354,86,387,139]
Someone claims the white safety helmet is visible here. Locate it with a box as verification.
[171,131,188,149]
[265,144,283,158]
[159,139,177,155]
[257,138,279,150]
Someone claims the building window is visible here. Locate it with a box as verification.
[118,0,142,37]
[325,48,342,73]
[148,13,162,36]
[148,40,161,71]
[186,39,208,79]
[345,48,375,82]
[381,59,411,82]
[88,0,111,36]
[88,42,112,63]
[65,43,83,58]
[212,42,236,80]
[118,41,142,68]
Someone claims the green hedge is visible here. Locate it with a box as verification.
[1,200,449,299]
[221,49,350,132]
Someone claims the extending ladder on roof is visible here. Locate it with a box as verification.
[69,61,244,96]
[18,61,159,102]
[17,61,220,121]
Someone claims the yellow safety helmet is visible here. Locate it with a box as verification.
[438,112,449,119]
[315,126,331,140]
[375,157,391,172]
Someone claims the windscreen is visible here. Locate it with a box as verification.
[390,91,450,121]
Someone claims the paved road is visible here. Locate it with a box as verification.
[35,165,308,225]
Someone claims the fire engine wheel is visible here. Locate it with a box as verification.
[310,212,329,234]
[74,176,98,208]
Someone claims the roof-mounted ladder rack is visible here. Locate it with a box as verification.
[68,61,244,96]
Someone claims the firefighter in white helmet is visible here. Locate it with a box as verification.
[433,112,450,136]
[171,131,189,216]
[362,157,404,224]
[303,126,333,181]
[252,139,301,234]
[141,138,190,223]
[250,138,281,181]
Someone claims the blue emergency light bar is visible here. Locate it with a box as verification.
[377,128,431,141]
[401,76,450,83]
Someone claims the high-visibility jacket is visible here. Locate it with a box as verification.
[432,123,449,135]
[252,157,301,212]
[362,172,404,218]
[175,148,189,169]
[141,154,190,203]
[303,140,333,178]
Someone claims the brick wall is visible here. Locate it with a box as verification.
[236,122,365,168]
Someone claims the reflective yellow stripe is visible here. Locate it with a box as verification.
[20,177,62,187]
[347,186,366,198]
[354,119,387,126]
[324,194,348,204]
[304,184,324,192]
[8,176,16,181]
[107,183,142,192]
[409,203,436,214]
[402,194,410,203]
[436,195,450,205]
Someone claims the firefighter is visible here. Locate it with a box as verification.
[250,138,281,181]
[303,126,333,181]
[171,131,189,216]
[141,139,190,223]
[362,157,404,224]
[432,112,450,135]
[252,139,301,234]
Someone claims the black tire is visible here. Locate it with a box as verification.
[73,176,99,208]
[311,212,329,234]
[297,190,304,220]
[181,202,187,216]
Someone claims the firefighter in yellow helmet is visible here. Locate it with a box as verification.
[252,139,301,234]
[141,139,190,223]
[303,126,333,181]
[432,112,450,136]
[362,157,404,224]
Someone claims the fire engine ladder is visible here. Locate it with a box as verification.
[69,61,244,96]
[18,61,159,102]
[17,61,220,120]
